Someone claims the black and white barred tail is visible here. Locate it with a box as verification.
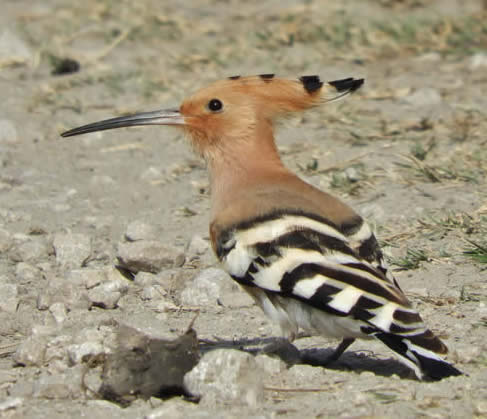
[214,208,462,380]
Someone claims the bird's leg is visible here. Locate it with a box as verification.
[324,337,355,365]
[302,337,356,367]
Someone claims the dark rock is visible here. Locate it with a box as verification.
[99,324,199,404]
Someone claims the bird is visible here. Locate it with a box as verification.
[62,74,462,381]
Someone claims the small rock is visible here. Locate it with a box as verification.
[0,397,23,412]
[0,280,18,313]
[15,262,39,283]
[0,120,18,145]
[145,398,199,419]
[10,237,49,263]
[14,335,48,366]
[43,276,91,311]
[140,166,164,182]
[88,279,128,309]
[344,167,360,182]
[117,240,185,274]
[49,302,68,324]
[452,344,481,364]
[186,235,210,257]
[68,268,107,289]
[180,268,227,306]
[90,175,115,186]
[415,52,441,62]
[474,401,487,415]
[184,349,264,407]
[134,271,157,287]
[83,366,104,395]
[53,233,91,269]
[141,285,162,301]
[469,53,487,70]
[125,220,158,242]
[403,88,442,107]
[36,292,50,310]
[33,366,83,399]
[99,325,199,403]
[0,30,32,67]
[180,268,252,308]
[255,354,285,376]
[0,227,12,252]
[67,341,105,365]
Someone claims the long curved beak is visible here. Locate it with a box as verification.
[61,108,185,137]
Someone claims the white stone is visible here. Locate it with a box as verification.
[0,30,32,67]
[53,233,91,269]
[67,341,105,365]
[186,235,210,256]
[469,53,487,70]
[404,88,442,107]
[0,280,18,313]
[0,120,18,144]
[0,397,23,411]
[184,349,264,407]
[125,220,158,242]
[49,302,68,324]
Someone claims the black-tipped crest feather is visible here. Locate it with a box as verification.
[328,77,364,92]
[299,75,323,93]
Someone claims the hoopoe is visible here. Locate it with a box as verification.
[62,74,462,380]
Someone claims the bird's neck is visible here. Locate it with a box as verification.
[206,127,289,219]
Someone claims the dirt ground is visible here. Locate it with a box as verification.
[1,0,487,417]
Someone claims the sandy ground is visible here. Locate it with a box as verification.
[1,0,487,417]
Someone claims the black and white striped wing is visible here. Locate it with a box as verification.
[216,210,427,339]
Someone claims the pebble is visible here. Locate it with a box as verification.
[0,119,18,145]
[53,233,91,269]
[125,220,159,242]
[15,262,39,283]
[140,166,164,182]
[134,271,157,287]
[90,174,115,187]
[255,354,285,376]
[184,349,264,407]
[67,341,105,365]
[0,280,19,313]
[10,237,49,263]
[452,344,481,363]
[180,267,227,306]
[14,335,48,367]
[100,326,199,402]
[49,302,68,324]
[145,398,199,419]
[87,279,128,309]
[186,234,210,257]
[117,240,185,274]
[180,267,253,308]
[32,366,83,399]
[68,268,108,289]
[0,397,23,412]
[141,285,162,300]
[0,30,32,67]
[0,227,12,252]
[403,88,442,107]
[469,53,487,70]
[40,276,91,311]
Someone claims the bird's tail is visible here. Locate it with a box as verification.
[373,330,463,381]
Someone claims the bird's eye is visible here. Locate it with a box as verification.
[208,99,223,112]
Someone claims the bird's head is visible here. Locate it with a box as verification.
[61,75,363,161]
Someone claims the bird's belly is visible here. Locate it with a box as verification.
[242,285,368,339]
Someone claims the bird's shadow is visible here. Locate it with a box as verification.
[198,336,414,380]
